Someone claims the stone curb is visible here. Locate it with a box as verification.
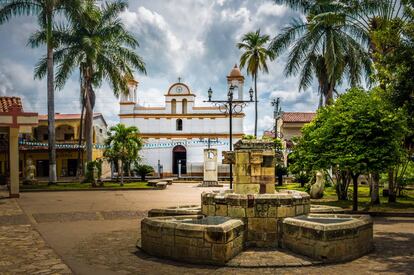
[343,211,414,217]
[20,187,160,192]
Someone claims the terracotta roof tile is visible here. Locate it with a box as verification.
[38,113,102,121]
[0,97,23,112]
[282,112,316,123]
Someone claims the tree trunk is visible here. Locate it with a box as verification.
[254,74,258,138]
[84,87,94,162]
[46,12,57,185]
[371,173,380,205]
[325,82,334,106]
[388,169,397,203]
[352,173,359,211]
[119,160,124,186]
[77,81,86,178]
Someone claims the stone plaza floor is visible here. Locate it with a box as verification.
[0,183,413,274]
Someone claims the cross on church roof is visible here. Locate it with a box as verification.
[178,77,182,83]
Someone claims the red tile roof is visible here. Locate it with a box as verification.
[0,97,23,112]
[38,113,103,121]
[282,112,316,123]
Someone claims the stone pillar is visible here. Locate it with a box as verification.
[202,149,218,186]
[9,127,19,198]
[225,140,276,194]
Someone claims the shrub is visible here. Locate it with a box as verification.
[135,164,154,181]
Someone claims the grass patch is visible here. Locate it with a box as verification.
[277,183,414,213]
[21,181,152,190]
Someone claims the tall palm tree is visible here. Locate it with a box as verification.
[32,0,146,168]
[0,0,79,184]
[237,29,275,137]
[269,4,372,106]
[104,124,142,186]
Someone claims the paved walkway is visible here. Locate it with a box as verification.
[0,197,72,274]
[0,184,413,274]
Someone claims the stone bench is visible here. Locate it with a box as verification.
[156,182,167,189]
[147,180,159,187]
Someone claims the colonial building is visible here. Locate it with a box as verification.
[0,97,38,197]
[18,113,108,178]
[119,65,246,176]
[1,112,108,182]
[264,112,316,166]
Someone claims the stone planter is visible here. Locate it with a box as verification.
[282,214,373,263]
[141,215,245,265]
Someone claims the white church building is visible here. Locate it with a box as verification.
[119,65,246,176]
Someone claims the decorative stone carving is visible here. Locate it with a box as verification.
[310,171,324,199]
[23,159,37,185]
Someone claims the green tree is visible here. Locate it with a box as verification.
[371,6,414,202]
[270,2,371,106]
[0,0,81,184]
[31,0,146,167]
[237,29,275,137]
[104,124,142,186]
[294,88,407,210]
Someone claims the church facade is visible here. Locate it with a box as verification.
[119,65,246,176]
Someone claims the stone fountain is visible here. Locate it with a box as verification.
[139,140,373,265]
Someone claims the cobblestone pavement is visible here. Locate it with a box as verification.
[0,197,72,274]
[7,185,414,275]
[71,217,414,275]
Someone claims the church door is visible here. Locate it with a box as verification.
[172,145,187,175]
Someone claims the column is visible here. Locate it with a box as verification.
[9,127,19,198]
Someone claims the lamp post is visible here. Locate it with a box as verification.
[205,85,254,189]
[271,97,282,139]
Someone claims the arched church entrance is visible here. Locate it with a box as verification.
[172,145,186,175]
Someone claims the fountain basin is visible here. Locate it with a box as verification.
[282,214,373,262]
[310,204,345,214]
[201,190,310,247]
[141,215,245,265]
[148,205,201,217]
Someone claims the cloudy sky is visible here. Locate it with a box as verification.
[0,0,320,134]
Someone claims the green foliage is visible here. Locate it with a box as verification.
[105,124,143,185]
[293,87,408,199]
[269,1,372,106]
[238,29,275,136]
[105,124,142,164]
[242,134,256,140]
[134,164,154,181]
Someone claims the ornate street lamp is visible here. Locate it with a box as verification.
[204,85,254,189]
[271,97,282,139]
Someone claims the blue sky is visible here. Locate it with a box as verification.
[0,0,320,134]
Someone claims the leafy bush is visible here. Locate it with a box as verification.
[295,173,311,187]
[135,164,154,181]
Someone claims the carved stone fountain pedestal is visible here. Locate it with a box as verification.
[139,140,373,265]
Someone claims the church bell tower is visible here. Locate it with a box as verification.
[227,64,245,100]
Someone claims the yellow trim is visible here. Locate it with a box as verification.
[119,113,245,119]
[140,133,244,139]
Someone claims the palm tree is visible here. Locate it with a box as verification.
[0,0,79,184]
[31,0,146,168]
[269,5,372,106]
[237,29,275,137]
[104,124,142,186]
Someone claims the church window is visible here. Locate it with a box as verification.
[176,119,183,131]
[171,99,176,114]
[182,99,187,114]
